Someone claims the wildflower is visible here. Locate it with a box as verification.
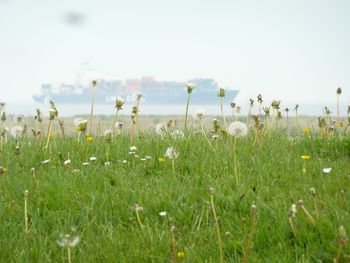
[49,108,57,120]
[218,87,225,97]
[89,156,97,161]
[257,94,263,103]
[159,211,167,217]
[49,131,55,138]
[338,225,348,246]
[158,157,165,164]
[186,82,195,94]
[76,119,88,132]
[82,162,90,166]
[115,121,124,129]
[63,159,71,165]
[195,108,206,120]
[104,161,111,166]
[171,130,184,139]
[10,126,24,138]
[227,121,248,137]
[271,100,281,110]
[337,87,342,95]
[86,135,93,142]
[263,106,270,116]
[164,147,179,159]
[145,155,152,160]
[41,159,50,164]
[288,204,297,217]
[156,123,167,136]
[323,167,332,174]
[130,146,137,151]
[0,166,9,175]
[123,160,127,164]
[57,234,80,248]
[309,187,316,196]
[303,128,311,135]
[177,251,185,258]
[104,129,112,143]
[115,96,125,110]
[301,155,310,161]
[212,134,219,140]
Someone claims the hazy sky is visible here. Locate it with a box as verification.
[0,0,349,106]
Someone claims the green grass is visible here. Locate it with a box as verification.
[0,127,350,262]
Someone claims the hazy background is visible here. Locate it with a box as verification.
[0,0,349,115]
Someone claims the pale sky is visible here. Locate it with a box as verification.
[0,0,349,106]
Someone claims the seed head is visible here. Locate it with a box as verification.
[186,83,195,94]
[218,88,225,98]
[336,87,342,95]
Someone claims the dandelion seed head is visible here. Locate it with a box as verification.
[227,122,248,137]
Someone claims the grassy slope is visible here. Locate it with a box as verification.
[0,128,350,262]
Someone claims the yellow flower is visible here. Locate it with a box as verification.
[76,127,81,132]
[158,157,165,164]
[0,166,9,174]
[177,251,185,258]
[49,131,55,138]
[86,135,93,142]
[301,155,310,161]
[303,128,310,135]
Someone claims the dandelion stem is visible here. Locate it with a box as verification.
[200,119,213,149]
[45,119,52,150]
[172,158,175,173]
[67,245,72,263]
[135,210,144,229]
[171,230,177,263]
[210,194,224,263]
[300,205,315,224]
[88,81,97,135]
[184,93,191,130]
[335,244,343,263]
[289,217,296,238]
[110,108,119,135]
[220,97,227,131]
[242,213,257,263]
[24,190,29,234]
[313,196,320,221]
[232,136,238,186]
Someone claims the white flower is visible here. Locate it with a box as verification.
[82,162,90,166]
[194,108,206,119]
[10,126,24,138]
[41,159,50,164]
[227,121,248,137]
[212,134,219,140]
[164,147,179,159]
[73,117,84,126]
[63,159,71,165]
[322,167,332,174]
[89,156,97,161]
[156,123,167,135]
[159,211,167,217]
[57,234,80,248]
[104,129,112,137]
[115,121,124,129]
[130,146,137,151]
[104,161,110,166]
[123,160,127,164]
[145,155,152,160]
[171,130,184,139]
[140,158,147,161]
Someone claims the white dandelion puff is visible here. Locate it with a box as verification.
[227,121,248,137]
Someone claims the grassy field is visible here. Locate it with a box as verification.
[0,112,350,262]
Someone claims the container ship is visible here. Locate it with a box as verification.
[33,77,239,105]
